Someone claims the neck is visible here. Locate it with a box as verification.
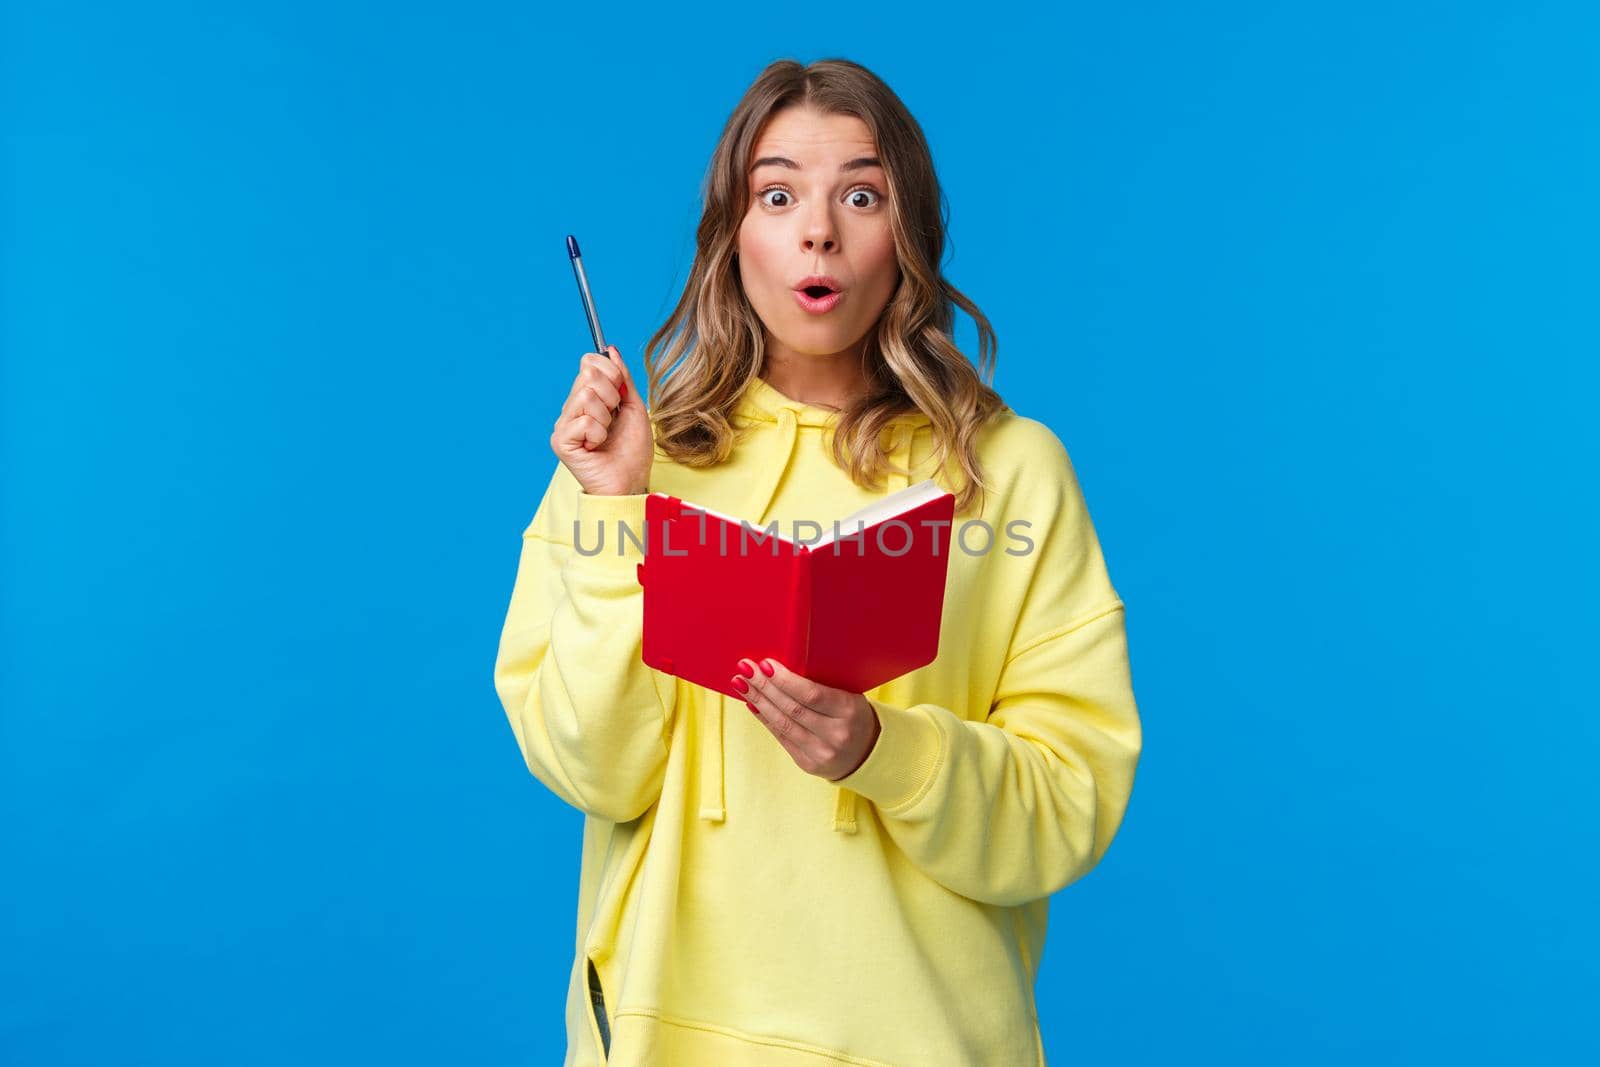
[759,337,871,411]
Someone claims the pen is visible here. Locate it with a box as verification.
[566,235,607,356]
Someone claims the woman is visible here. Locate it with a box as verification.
[494,57,1142,1066]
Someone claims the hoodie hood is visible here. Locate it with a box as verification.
[699,376,932,833]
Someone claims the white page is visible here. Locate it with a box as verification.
[814,479,946,546]
[650,478,946,549]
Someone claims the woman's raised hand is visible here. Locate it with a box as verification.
[550,344,654,496]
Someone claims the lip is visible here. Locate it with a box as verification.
[793,288,845,314]
[793,274,844,293]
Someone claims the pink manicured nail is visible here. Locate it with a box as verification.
[735,659,755,678]
[731,676,749,695]
[746,701,760,715]
[759,660,775,677]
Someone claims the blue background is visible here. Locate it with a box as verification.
[4,2,1594,1063]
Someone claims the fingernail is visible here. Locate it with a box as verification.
[746,701,760,715]
[731,676,749,694]
[759,660,775,677]
[735,659,755,678]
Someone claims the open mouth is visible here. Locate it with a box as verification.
[793,286,845,314]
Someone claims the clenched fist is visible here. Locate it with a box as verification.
[550,344,654,496]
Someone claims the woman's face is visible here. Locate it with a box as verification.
[737,106,899,362]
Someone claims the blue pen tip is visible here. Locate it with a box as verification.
[566,235,581,259]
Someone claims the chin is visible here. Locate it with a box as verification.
[775,324,865,358]
[779,340,853,358]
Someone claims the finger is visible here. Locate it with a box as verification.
[605,346,636,405]
[739,697,819,771]
[555,412,608,453]
[561,388,614,429]
[743,662,825,740]
[567,372,621,414]
[578,352,625,398]
[556,385,611,435]
[758,658,843,718]
[742,688,824,774]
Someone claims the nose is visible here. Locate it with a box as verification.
[800,202,837,253]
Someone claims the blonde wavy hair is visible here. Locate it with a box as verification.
[643,57,1009,516]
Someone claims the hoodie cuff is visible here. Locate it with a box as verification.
[832,697,946,814]
[569,491,650,574]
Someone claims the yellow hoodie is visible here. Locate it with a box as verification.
[493,375,1142,1066]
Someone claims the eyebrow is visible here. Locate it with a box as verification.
[749,155,883,174]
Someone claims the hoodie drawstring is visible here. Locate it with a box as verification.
[698,408,917,835]
[700,693,726,823]
[831,420,916,834]
[701,407,800,827]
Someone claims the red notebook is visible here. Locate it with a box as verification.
[635,480,957,700]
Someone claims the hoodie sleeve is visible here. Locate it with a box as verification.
[831,426,1143,907]
[492,462,679,824]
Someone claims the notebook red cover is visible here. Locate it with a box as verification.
[634,481,957,700]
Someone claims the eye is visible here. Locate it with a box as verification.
[846,186,882,209]
[754,185,885,210]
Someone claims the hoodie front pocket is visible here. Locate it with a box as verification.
[586,955,612,1061]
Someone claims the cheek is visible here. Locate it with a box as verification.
[738,220,786,285]
[857,230,899,302]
